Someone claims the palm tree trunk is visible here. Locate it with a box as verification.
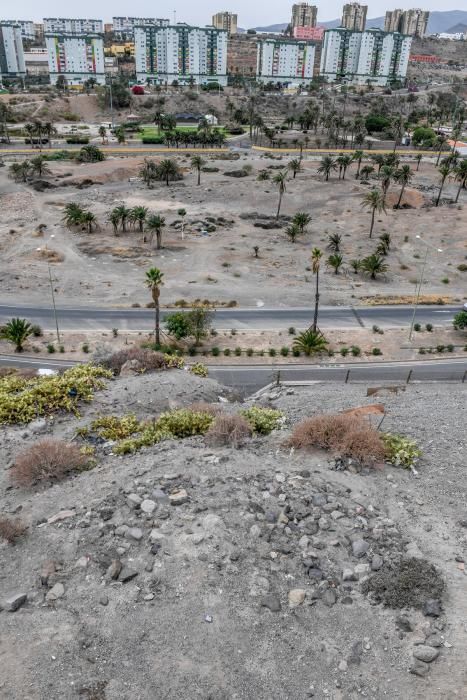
[370,208,375,238]
[312,270,320,333]
[155,303,160,345]
[156,230,161,249]
[436,179,445,207]
[197,169,201,186]
[436,149,442,166]
[397,184,406,208]
[455,179,465,203]
[276,192,282,219]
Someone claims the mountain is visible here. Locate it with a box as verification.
[245,10,467,35]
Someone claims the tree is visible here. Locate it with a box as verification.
[62,202,85,228]
[360,165,374,181]
[293,329,328,356]
[435,134,447,166]
[360,254,388,280]
[186,305,214,345]
[454,159,467,203]
[76,145,105,163]
[394,165,413,208]
[415,153,423,171]
[453,310,467,330]
[318,155,337,181]
[327,253,343,274]
[370,153,385,174]
[98,125,107,144]
[336,154,352,179]
[379,165,395,203]
[145,268,164,345]
[435,164,451,207]
[292,212,311,235]
[9,161,31,183]
[24,122,35,148]
[350,259,362,274]
[285,223,301,243]
[130,206,148,237]
[311,247,322,333]
[165,311,192,340]
[81,210,97,233]
[140,159,157,187]
[288,158,302,179]
[273,171,288,219]
[327,233,342,252]
[108,210,121,236]
[361,188,386,238]
[191,155,205,186]
[377,233,391,256]
[157,158,179,186]
[0,318,33,352]
[112,205,131,233]
[147,214,166,250]
[30,155,51,178]
[352,150,364,178]
[115,126,126,144]
[177,208,187,239]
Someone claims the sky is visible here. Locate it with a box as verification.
[3,2,459,28]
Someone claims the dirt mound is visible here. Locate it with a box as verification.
[51,158,148,186]
[386,187,427,209]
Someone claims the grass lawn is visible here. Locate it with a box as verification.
[138,125,227,139]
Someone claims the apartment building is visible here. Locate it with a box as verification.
[24,48,49,76]
[212,12,238,34]
[341,3,367,31]
[292,26,324,40]
[385,9,429,38]
[134,24,228,86]
[112,17,169,39]
[46,32,105,86]
[43,18,103,34]
[291,4,318,29]
[0,22,26,80]
[320,27,411,86]
[5,20,35,40]
[257,38,316,85]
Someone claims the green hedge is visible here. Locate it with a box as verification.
[142,135,165,144]
[66,136,89,144]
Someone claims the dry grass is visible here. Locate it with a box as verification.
[101,347,168,375]
[35,248,65,263]
[286,413,386,466]
[0,367,37,379]
[0,516,28,544]
[11,439,89,487]
[187,401,224,417]
[205,413,252,447]
[362,295,455,306]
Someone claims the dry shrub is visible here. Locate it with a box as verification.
[36,248,65,263]
[0,367,37,379]
[0,516,28,544]
[205,413,252,447]
[287,413,386,466]
[187,401,223,417]
[362,558,444,609]
[101,347,167,375]
[11,439,89,487]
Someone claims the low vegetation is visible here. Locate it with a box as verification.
[0,516,28,544]
[11,439,91,486]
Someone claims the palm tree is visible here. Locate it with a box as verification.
[370,154,385,174]
[292,212,311,235]
[377,233,391,255]
[0,318,33,352]
[158,159,179,187]
[285,223,301,243]
[350,259,362,274]
[436,164,451,207]
[43,121,56,145]
[108,210,121,236]
[353,150,364,178]
[9,161,31,183]
[327,253,343,274]
[293,328,328,356]
[361,189,386,238]
[435,134,447,166]
[327,232,342,252]
[311,247,323,332]
[336,154,352,179]
[415,154,423,171]
[394,165,413,208]
[140,159,157,188]
[145,268,164,345]
[454,159,467,203]
[30,155,51,178]
[318,155,337,181]
[191,155,205,186]
[62,202,85,228]
[147,214,166,250]
[130,206,148,239]
[98,125,107,144]
[273,171,288,219]
[360,165,374,181]
[379,165,395,203]
[177,208,187,239]
[24,122,35,148]
[288,158,302,179]
[81,210,97,233]
[361,254,389,280]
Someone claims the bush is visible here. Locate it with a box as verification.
[419,347,426,354]
[0,516,27,544]
[156,408,214,438]
[90,414,140,440]
[99,347,169,375]
[425,323,433,332]
[205,413,252,447]
[362,558,444,609]
[280,347,289,356]
[365,114,390,133]
[382,433,421,468]
[340,347,349,357]
[453,311,467,330]
[436,345,445,353]
[372,348,383,356]
[31,324,43,337]
[141,135,165,144]
[246,348,254,356]
[413,323,421,332]
[372,325,384,334]
[287,413,386,466]
[351,346,361,357]
[292,348,300,357]
[82,343,89,354]
[211,346,220,356]
[447,344,454,352]
[288,327,296,335]
[240,406,284,435]
[65,136,89,144]
[234,347,242,356]
[223,348,231,356]
[269,348,276,357]
[11,439,90,486]
[47,343,55,354]
[188,346,197,356]
[190,362,208,377]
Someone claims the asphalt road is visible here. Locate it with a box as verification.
[0,354,465,392]
[0,303,461,332]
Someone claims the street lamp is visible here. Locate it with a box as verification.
[408,234,443,341]
[37,238,61,345]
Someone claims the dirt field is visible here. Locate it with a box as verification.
[0,151,466,311]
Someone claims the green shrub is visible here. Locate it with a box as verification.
[223,348,231,356]
[436,345,445,353]
[413,323,421,332]
[190,362,208,377]
[240,406,284,435]
[419,347,426,354]
[280,347,289,356]
[292,348,300,357]
[425,323,433,332]
[59,345,65,353]
[188,346,197,356]
[234,347,242,356]
[65,136,89,144]
[31,324,43,337]
[82,343,90,353]
[447,344,454,352]
[442,278,449,284]
[47,343,55,354]
[383,433,421,468]
[372,347,382,356]
[340,347,349,357]
[156,408,214,437]
[269,348,276,357]
[351,346,361,357]
[246,348,254,356]
[288,327,296,335]
[211,346,220,356]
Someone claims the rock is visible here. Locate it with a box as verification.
[423,599,442,617]
[30,418,47,434]
[425,634,443,648]
[120,359,142,376]
[143,593,155,601]
[396,615,413,632]
[152,489,169,504]
[321,589,337,607]
[99,595,109,606]
[47,510,76,524]
[371,554,384,571]
[125,527,143,542]
[140,499,156,515]
[354,563,370,579]
[312,494,327,507]
[352,539,369,558]
[261,595,281,612]
[342,568,356,582]
[119,568,138,583]
[413,645,440,663]
[203,513,224,532]
[106,559,122,580]
[249,524,261,537]
[127,494,142,509]
[341,596,353,605]
[331,510,345,520]
[2,592,27,612]
[40,560,57,586]
[410,660,431,678]
[46,583,65,602]
[169,488,188,506]
[288,589,306,608]
[299,535,309,550]
[348,641,363,665]
[318,517,330,530]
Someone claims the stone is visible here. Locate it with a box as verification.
[288,589,306,608]
[127,494,142,509]
[424,634,443,648]
[40,560,57,586]
[125,527,143,542]
[2,592,27,612]
[348,641,363,665]
[299,535,309,550]
[423,599,442,617]
[396,615,413,632]
[261,595,281,612]
[169,488,188,506]
[99,595,109,606]
[321,589,337,607]
[312,494,327,507]
[46,583,65,602]
[119,568,138,583]
[106,559,122,580]
[318,517,330,530]
[152,489,169,504]
[76,556,89,568]
[30,418,47,434]
[352,539,369,558]
[410,660,431,678]
[354,563,370,579]
[413,646,440,663]
[371,554,383,571]
[342,568,356,582]
[47,510,75,524]
[140,499,156,515]
[249,524,261,537]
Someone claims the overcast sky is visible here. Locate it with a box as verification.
[3,2,457,28]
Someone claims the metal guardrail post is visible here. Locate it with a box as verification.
[406,369,413,384]
[345,369,350,384]
[463,370,466,384]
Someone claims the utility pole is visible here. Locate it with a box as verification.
[408,235,443,341]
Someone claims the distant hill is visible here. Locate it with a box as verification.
[245,10,467,36]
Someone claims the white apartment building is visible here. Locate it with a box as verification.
[0,22,26,80]
[112,17,169,38]
[43,18,103,34]
[256,38,316,85]
[134,24,228,86]
[46,33,105,86]
[5,20,35,40]
[320,27,411,86]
